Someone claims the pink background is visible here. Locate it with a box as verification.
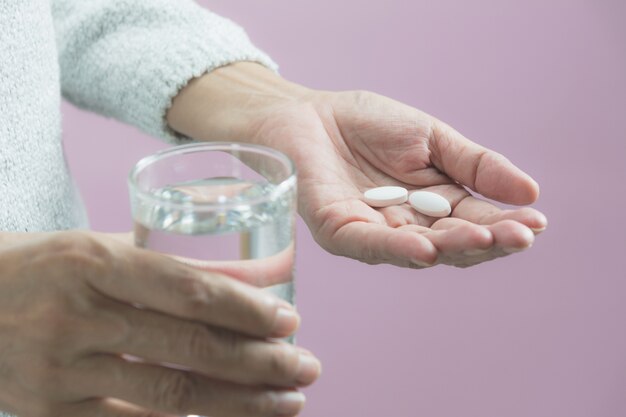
[62,1,626,416]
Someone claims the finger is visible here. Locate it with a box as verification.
[425,218,502,267]
[332,221,438,267]
[426,218,494,254]
[486,219,535,252]
[103,303,320,387]
[444,220,537,266]
[430,119,540,205]
[129,227,293,287]
[64,398,176,417]
[84,239,300,339]
[432,219,534,255]
[173,242,294,287]
[394,221,493,268]
[397,218,535,267]
[453,195,548,233]
[69,355,306,417]
[401,184,547,232]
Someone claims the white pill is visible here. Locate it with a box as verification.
[363,186,408,207]
[408,191,452,217]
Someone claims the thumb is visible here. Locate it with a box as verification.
[117,230,293,288]
[430,119,540,205]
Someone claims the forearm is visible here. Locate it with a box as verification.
[166,62,313,142]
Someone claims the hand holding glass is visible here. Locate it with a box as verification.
[129,142,296,306]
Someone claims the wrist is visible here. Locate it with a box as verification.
[166,62,314,142]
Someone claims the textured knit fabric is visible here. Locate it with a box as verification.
[0,0,276,234]
[0,0,274,414]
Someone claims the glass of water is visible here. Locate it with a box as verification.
[128,141,297,321]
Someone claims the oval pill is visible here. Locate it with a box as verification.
[363,186,408,207]
[408,191,452,217]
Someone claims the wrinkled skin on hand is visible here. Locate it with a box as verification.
[248,90,547,268]
[0,231,318,417]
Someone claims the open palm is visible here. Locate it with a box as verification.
[249,90,547,268]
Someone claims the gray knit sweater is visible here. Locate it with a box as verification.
[0,0,276,233]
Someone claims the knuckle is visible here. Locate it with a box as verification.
[176,272,218,316]
[48,231,95,254]
[153,371,198,413]
[48,231,112,274]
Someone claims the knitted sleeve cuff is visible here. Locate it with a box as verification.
[53,0,278,143]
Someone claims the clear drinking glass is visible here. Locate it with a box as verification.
[128,141,297,331]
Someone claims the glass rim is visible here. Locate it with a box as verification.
[128,141,297,212]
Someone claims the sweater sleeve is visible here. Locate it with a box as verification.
[51,0,278,142]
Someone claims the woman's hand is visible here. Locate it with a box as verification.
[0,231,319,417]
[249,91,547,268]
[168,63,547,268]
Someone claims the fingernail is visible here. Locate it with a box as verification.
[531,227,546,233]
[274,391,306,416]
[503,244,532,254]
[296,353,322,385]
[272,307,300,336]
